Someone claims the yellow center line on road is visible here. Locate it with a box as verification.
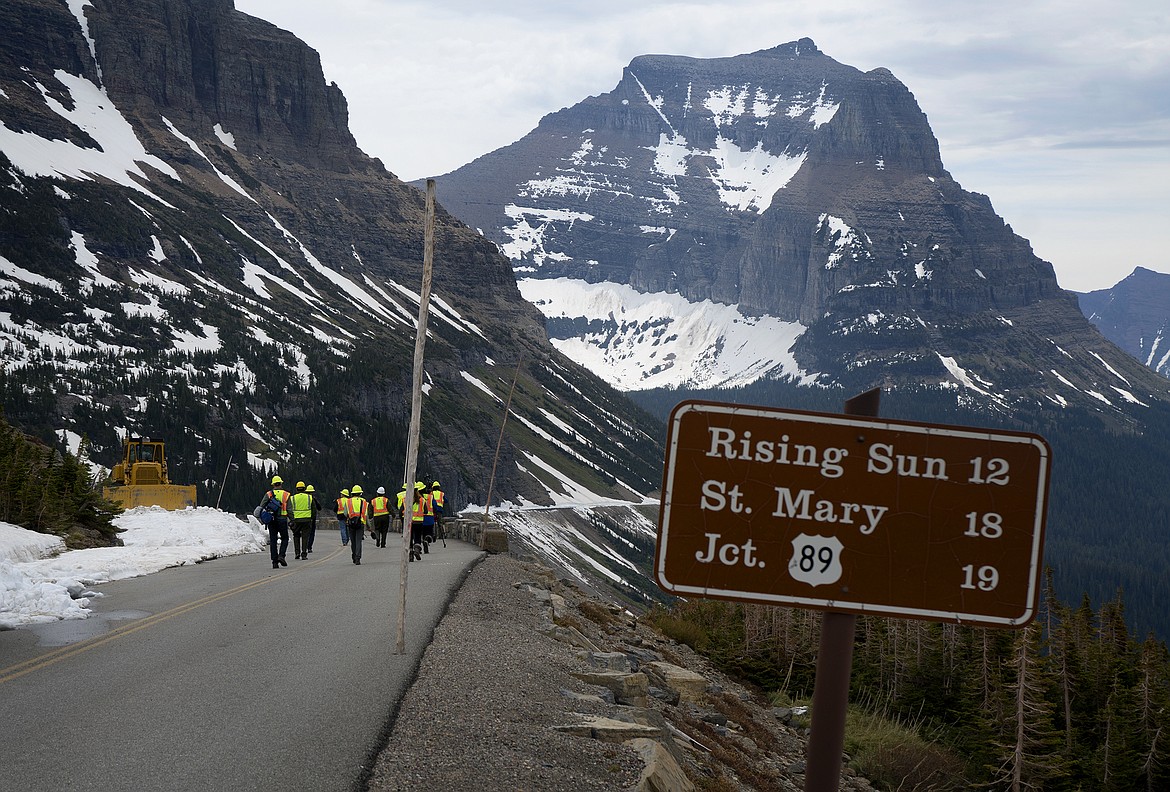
[0,545,345,685]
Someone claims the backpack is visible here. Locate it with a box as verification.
[253,494,282,525]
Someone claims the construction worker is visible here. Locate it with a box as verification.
[345,485,369,565]
[409,481,429,561]
[335,488,350,545]
[419,480,436,552]
[394,482,408,534]
[369,486,392,547]
[430,481,446,546]
[260,475,292,569]
[289,481,314,560]
[305,484,321,554]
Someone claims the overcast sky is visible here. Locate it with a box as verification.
[233,0,1168,293]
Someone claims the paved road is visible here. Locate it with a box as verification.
[0,535,484,792]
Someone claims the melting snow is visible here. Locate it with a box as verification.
[0,71,179,193]
[519,277,812,391]
[1089,350,1130,385]
[937,354,992,397]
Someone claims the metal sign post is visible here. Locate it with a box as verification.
[803,389,877,792]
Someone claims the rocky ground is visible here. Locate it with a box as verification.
[364,552,878,792]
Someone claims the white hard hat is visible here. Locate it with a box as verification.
[377,486,386,494]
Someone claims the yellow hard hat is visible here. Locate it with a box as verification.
[414,481,426,490]
[431,481,440,488]
[296,481,306,490]
[271,475,283,485]
[306,485,315,493]
[351,485,363,495]
[341,488,349,496]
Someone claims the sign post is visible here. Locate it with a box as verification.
[654,391,1050,788]
[804,389,878,792]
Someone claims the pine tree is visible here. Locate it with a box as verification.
[1136,635,1170,790]
[988,621,1068,790]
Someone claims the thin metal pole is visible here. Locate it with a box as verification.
[215,454,232,510]
[395,179,436,655]
[483,352,523,522]
[804,387,880,792]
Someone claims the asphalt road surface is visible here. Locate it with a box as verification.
[0,534,484,791]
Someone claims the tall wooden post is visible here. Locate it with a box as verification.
[483,353,523,522]
[395,179,436,654]
[804,387,880,792]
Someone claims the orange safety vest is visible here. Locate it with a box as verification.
[431,489,445,512]
[335,496,347,517]
[411,492,428,522]
[370,495,390,517]
[266,488,291,516]
[344,496,368,523]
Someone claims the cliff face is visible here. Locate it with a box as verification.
[428,39,1163,415]
[0,0,664,512]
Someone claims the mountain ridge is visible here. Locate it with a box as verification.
[0,0,664,523]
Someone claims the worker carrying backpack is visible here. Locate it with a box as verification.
[253,494,282,525]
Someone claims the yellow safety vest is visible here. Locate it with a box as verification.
[291,491,313,519]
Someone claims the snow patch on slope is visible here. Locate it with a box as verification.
[519,278,814,391]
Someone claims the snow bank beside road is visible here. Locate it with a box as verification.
[0,507,267,629]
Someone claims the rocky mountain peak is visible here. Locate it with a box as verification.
[425,41,1168,416]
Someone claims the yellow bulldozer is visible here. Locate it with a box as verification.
[102,436,197,510]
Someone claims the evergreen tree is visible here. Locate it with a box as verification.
[990,622,1067,790]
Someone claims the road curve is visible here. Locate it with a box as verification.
[0,536,484,791]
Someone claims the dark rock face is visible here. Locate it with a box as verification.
[0,0,664,512]
[427,38,1167,415]
[1079,267,1170,377]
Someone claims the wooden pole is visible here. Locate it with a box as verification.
[804,387,880,792]
[215,454,232,510]
[483,352,523,523]
[395,179,436,654]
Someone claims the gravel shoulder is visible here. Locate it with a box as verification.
[364,554,644,791]
[365,553,879,792]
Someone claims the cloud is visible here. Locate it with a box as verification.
[232,0,1170,291]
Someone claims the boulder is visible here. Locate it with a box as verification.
[571,670,650,707]
[642,662,708,704]
[626,737,695,792]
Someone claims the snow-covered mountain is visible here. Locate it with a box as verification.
[1078,267,1170,378]
[0,0,664,517]
[426,40,1170,419]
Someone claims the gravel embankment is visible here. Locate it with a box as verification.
[364,554,644,791]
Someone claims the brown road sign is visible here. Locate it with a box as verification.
[655,400,1051,627]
